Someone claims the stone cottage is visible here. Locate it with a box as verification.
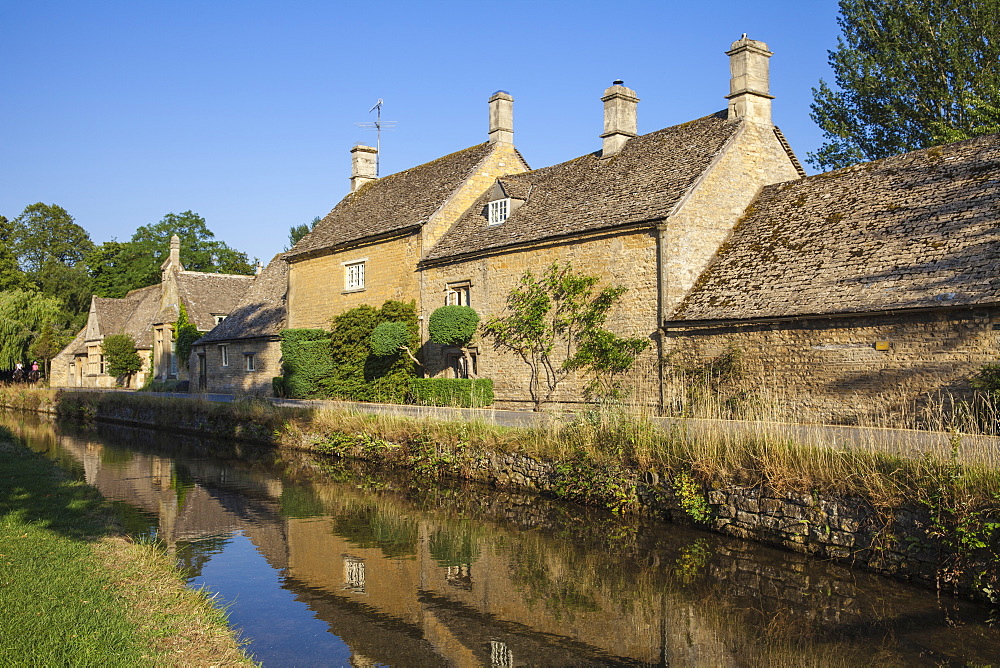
[51,235,253,388]
[283,92,529,330]
[189,254,288,394]
[665,132,1000,423]
[419,37,803,408]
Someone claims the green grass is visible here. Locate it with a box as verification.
[0,433,251,666]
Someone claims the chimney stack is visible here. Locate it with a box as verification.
[726,35,774,125]
[350,145,378,192]
[601,80,639,157]
[168,234,181,269]
[488,91,514,144]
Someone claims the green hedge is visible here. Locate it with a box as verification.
[280,329,334,398]
[411,378,494,408]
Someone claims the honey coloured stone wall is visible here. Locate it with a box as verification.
[421,229,661,409]
[664,307,1000,424]
[192,338,281,395]
[287,232,422,330]
[661,122,802,318]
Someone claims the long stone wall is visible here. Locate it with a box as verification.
[664,306,1000,424]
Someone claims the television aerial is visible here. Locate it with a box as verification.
[355,98,397,177]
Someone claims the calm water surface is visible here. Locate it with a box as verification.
[7,413,1000,667]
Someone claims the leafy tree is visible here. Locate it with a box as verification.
[369,321,412,357]
[86,241,146,298]
[29,320,74,381]
[11,203,94,274]
[482,263,649,410]
[0,217,29,292]
[125,211,256,289]
[810,0,1000,170]
[287,216,322,250]
[101,333,144,387]
[0,289,68,370]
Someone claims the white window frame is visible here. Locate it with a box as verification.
[488,198,510,226]
[342,258,368,291]
[245,353,256,372]
[220,344,229,367]
[213,314,226,325]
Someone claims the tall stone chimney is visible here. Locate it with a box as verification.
[489,91,514,144]
[726,35,774,125]
[169,234,181,269]
[350,144,378,192]
[601,80,639,157]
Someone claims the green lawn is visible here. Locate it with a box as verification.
[0,432,250,666]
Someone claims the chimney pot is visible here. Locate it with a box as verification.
[350,144,378,192]
[600,81,639,157]
[488,91,514,144]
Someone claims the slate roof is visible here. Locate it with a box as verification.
[286,142,501,259]
[423,112,743,262]
[196,255,288,343]
[175,271,255,330]
[672,133,1000,322]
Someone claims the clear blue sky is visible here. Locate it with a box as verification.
[1,0,842,265]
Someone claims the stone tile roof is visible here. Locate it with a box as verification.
[197,255,288,343]
[176,271,255,330]
[93,298,135,338]
[423,112,742,262]
[286,142,500,259]
[118,285,161,347]
[673,133,1000,322]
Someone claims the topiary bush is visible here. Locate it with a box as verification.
[369,321,411,357]
[428,306,479,347]
[410,378,494,407]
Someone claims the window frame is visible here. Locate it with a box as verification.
[220,344,229,367]
[445,280,472,307]
[488,198,510,226]
[341,257,368,292]
[245,353,256,372]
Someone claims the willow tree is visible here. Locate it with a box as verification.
[0,289,67,371]
[809,0,1000,170]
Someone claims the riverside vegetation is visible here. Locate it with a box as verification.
[0,425,252,666]
[2,382,999,604]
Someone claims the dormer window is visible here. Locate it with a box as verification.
[488,198,510,226]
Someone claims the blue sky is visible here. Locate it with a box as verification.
[1,0,842,265]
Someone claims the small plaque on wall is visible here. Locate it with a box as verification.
[874,341,890,351]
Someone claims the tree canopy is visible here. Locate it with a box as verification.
[0,289,68,369]
[87,211,256,298]
[809,0,1000,171]
[12,203,94,275]
[287,216,321,250]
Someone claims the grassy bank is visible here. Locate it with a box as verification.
[0,427,252,666]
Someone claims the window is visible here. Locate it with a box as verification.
[446,281,471,307]
[245,353,256,372]
[99,355,106,375]
[169,339,177,377]
[213,314,227,325]
[488,198,510,225]
[343,557,366,593]
[342,259,367,291]
[220,344,229,367]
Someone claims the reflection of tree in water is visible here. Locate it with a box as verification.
[279,484,328,519]
[430,525,482,591]
[333,507,418,559]
[175,534,235,580]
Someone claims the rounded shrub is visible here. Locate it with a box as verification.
[369,321,410,357]
[428,306,479,347]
